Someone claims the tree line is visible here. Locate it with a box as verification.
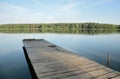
[0,23,120,34]
[0,28,119,34]
[0,23,120,30]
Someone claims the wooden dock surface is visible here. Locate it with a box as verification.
[23,39,120,79]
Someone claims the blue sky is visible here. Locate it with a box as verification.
[0,0,120,24]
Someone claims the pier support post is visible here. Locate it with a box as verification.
[107,53,110,67]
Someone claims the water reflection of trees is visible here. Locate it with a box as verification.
[0,28,120,34]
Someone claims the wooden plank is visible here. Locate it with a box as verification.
[111,76,120,79]
[92,71,120,79]
[23,39,120,79]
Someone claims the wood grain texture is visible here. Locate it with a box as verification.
[23,39,120,79]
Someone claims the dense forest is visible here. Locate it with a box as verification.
[0,23,120,34]
[0,23,120,29]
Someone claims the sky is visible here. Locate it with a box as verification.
[0,0,120,24]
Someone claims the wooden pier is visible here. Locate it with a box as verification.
[23,39,120,79]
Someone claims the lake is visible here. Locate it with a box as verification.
[0,32,120,79]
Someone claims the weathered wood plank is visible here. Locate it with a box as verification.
[23,39,120,79]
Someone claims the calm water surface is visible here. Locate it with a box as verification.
[0,33,120,79]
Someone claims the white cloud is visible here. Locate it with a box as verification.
[0,1,51,24]
[81,0,115,8]
[31,0,41,5]
[0,2,28,13]
[62,2,79,11]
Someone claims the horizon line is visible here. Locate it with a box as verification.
[0,22,120,25]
